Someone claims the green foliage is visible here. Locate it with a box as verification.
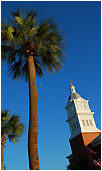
[15,16,23,25]
[1,110,24,144]
[7,26,14,41]
[1,9,65,81]
[4,165,7,170]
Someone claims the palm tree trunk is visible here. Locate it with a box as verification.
[27,55,40,170]
[1,144,4,170]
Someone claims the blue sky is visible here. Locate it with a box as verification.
[1,1,101,170]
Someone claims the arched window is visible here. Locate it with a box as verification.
[86,120,89,126]
[74,123,76,130]
[89,120,93,126]
[76,121,79,128]
[71,125,74,132]
[82,120,85,126]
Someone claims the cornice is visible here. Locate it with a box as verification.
[76,112,94,115]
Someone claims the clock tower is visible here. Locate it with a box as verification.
[65,81,100,141]
[65,81,101,169]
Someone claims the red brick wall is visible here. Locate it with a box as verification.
[69,132,101,169]
[70,132,101,155]
[93,144,101,152]
[70,134,84,155]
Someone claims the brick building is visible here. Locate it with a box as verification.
[65,81,101,170]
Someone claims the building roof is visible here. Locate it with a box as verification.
[68,93,80,101]
[68,81,81,101]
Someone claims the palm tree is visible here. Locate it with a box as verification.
[1,9,65,170]
[1,109,24,170]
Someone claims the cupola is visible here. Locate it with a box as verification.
[65,81,100,140]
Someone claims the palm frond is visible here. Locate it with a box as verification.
[10,9,20,18]
[1,9,66,79]
[1,110,24,144]
[8,59,22,79]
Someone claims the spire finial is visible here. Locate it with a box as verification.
[69,79,72,86]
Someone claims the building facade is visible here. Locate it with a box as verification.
[65,81,101,170]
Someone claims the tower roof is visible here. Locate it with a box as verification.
[68,80,81,101]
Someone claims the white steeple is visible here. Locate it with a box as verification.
[65,81,100,140]
[69,80,76,94]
